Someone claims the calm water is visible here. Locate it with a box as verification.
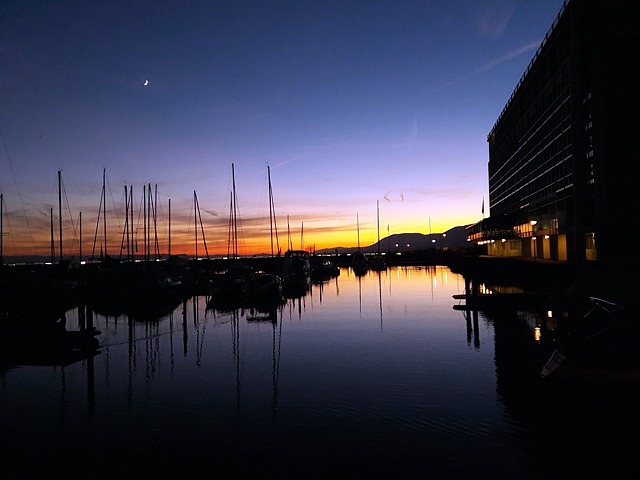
[1,266,639,479]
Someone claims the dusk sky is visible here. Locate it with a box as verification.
[1,0,566,258]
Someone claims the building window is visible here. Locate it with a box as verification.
[585,233,596,249]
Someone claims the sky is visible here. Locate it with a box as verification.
[0,0,566,258]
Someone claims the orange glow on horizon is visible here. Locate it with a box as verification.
[1,216,473,259]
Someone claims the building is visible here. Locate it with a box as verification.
[468,0,639,263]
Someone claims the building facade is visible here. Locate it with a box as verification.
[469,0,639,263]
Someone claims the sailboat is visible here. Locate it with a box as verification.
[282,211,311,297]
[208,164,252,309]
[351,212,369,276]
[369,200,387,271]
[244,166,283,308]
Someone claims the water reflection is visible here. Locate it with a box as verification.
[1,265,639,478]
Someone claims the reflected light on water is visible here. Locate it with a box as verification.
[1,265,639,478]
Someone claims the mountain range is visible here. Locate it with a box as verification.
[314,225,469,255]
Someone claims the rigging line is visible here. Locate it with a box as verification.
[105,173,124,245]
[149,183,159,259]
[134,186,145,253]
[60,174,80,254]
[267,165,280,256]
[91,181,104,261]
[119,186,129,258]
[194,191,210,259]
[185,190,195,257]
[0,196,19,253]
[0,128,35,246]
[153,184,160,259]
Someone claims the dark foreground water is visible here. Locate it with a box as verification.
[1,266,639,479]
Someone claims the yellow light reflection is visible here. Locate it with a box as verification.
[534,326,542,343]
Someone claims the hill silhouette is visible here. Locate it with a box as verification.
[315,225,469,255]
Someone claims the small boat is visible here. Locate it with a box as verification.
[540,297,640,384]
[351,252,369,276]
[247,272,282,299]
[369,200,387,271]
[1,323,100,368]
[310,256,340,279]
[368,254,386,271]
[283,249,310,277]
[351,213,369,276]
[282,250,311,294]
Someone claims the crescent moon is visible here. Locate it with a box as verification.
[144,79,149,86]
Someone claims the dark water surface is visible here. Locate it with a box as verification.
[2,266,639,479]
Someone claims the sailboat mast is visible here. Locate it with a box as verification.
[148,183,153,260]
[193,190,209,260]
[79,211,82,262]
[227,191,233,258]
[154,184,158,260]
[123,186,129,260]
[58,170,62,261]
[377,200,381,255]
[268,165,274,257]
[50,207,54,263]
[357,213,361,251]
[232,163,238,259]
[194,190,198,260]
[102,168,107,257]
[129,186,134,261]
[168,197,171,257]
[143,184,147,261]
[0,193,3,266]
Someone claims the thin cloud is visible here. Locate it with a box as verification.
[473,40,542,76]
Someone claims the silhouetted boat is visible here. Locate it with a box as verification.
[351,252,369,276]
[351,213,369,276]
[369,200,386,271]
[282,249,311,295]
[310,256,340,279]
[1,309,100,368]
[247,272,282,298]
[368,254,386,271]
[540,297,640,385]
